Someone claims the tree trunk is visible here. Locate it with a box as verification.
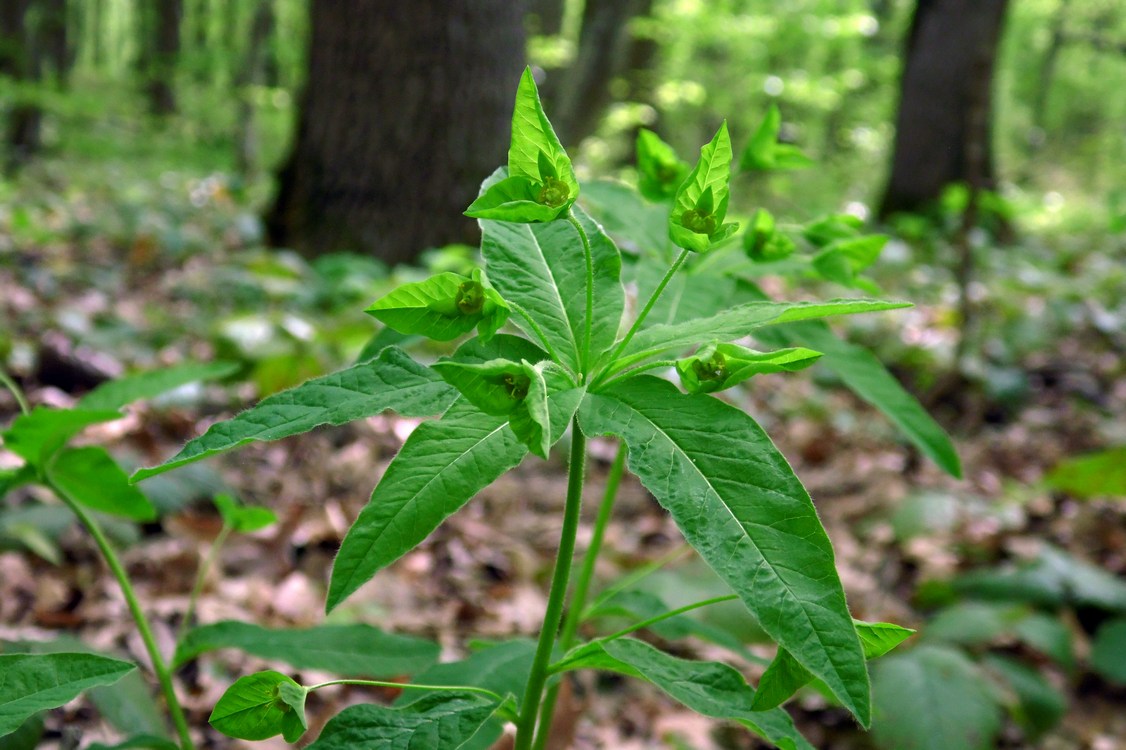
[265,0,525,266]
[878,0,1010,218]
[139,0,182,115]
[0,0,42,172]
[552,0,653,147]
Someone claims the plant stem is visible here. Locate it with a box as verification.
[581,544,691,619]
[0,368,31,416]
[590,594,738,647]
[600,248,690,383]
[567,210,595,376]
[47,479,195,750]
[514,419,586,750]
[304,678,504,704]
[531,441,626,750]
[183,524,231,632]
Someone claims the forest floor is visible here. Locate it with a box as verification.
[2,159,1125,749]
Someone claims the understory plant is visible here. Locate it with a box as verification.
[0,69,958,749]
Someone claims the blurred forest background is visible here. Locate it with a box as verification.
[2,0,1125,748]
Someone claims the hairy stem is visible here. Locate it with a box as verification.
[532,441,627,750]
[47,479,195,750]
[514,420,586,750]
[0,368,31,416]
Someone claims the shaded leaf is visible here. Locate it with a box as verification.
[0,653,135,735]
[209,670,306,742]
[78,361,239,411]
[213,493,276,533]
[306,692,500,750]
[48,447,156,521]
[1,407,122,467]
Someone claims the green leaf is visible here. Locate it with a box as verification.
[669,122,738,252]
[327,398,528,612]
[753,316,962,477]
[306,692,500,750]
[48,447,156,521]
[433,358,540,417]
[1013,612,1074,669]
[366,271,509,342]
[636,128,689,202]
[0,652,136,735]
[1,407,123,467]
[1090,618,1126,684]
[0,713,44,750]
[811,235,887,292]
[481,204,624,374]
[173,621,439,676]
[465,175,563,222]
[872,645,1002,750]
[209,670,307,742]
[1044,446,1126,498]
[613,298,910,376]
[558,638,813,750]
[579,179,671,258]
[982,653,1066,739]
[740,105,813,172]
[578,377,870,725]
[744,208,796,263]
[132,347,456,481]
[921,601,1025,646]
[677,342,822,394]
[212,493,276,533]
[752,620,914,711]
[801,213,863,247]
[77,361,239,411]
[508,365,584,459]
[89,670,170,740]
[506,67,578,210]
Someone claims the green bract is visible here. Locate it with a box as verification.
[676,341,823,394]
[739,104,814,172]
[669,121,739,252]
[365,269,508,342]
[745,208,796,262]
[636,128,689,202]
[465,68,578,223]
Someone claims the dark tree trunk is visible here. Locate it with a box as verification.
[39,0,71,82]
[878,0,1010,218]
[265,0,525,266]
[0,0,42,171]
[552,0,653,147]
[139,0,183,115]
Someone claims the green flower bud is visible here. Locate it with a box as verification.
[501,373,531,401]
[537,177,571,208]
[692,351,727,383]
[455,280,485,315]
[682,208,718,236]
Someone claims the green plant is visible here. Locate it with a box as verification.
[119,69,938,748]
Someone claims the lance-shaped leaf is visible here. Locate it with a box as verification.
[48,447,156,521]
[669,122,738,252]
[677,342,822,394]
[366,270,508,342]
[0,653,136,736]
[173,621,439,676]
[579,377,870,725]
[77,361,239,411]
[636,128,689,202]
[132,347,456,481]
[611,298,909,376]
[555,639,813,750]
[740,104,814,172]
[306,692,500,750]
[753,317,962,477]
[752,620,915,711]
[2,407,123,467]
[506,68,577,208]
[209,671,307,743]
[327,399,526,611]
[481,204,624,373]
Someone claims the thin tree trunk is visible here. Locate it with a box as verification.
[234,0,273,177]
[142,0,182,116]
[265,0,525,266]
[878,0,1010,218]
[1,0,42,172]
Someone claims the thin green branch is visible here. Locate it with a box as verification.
[183,524,231,633]
[47,478,195,750]
[512,303,566,369]
[0,368,31,416]
[514,420,586,750]
[597,249,690,386]
[581,544,692,620]
[532,441,627,750]
[566,210,595,378]
[597,360,679,390]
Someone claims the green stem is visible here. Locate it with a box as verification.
[599,249,690,384]
[531,441,627,750]
[47,478,195,750]
[581,544,691,619]
[514,420,586,750]
[183,524,231,633]
[305,678,504,704]
[513,304,566,369]
[597,359,679,390]
[0,368,31,416]
[567,210,595,376]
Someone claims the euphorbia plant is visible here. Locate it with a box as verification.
[129,68,925,748]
